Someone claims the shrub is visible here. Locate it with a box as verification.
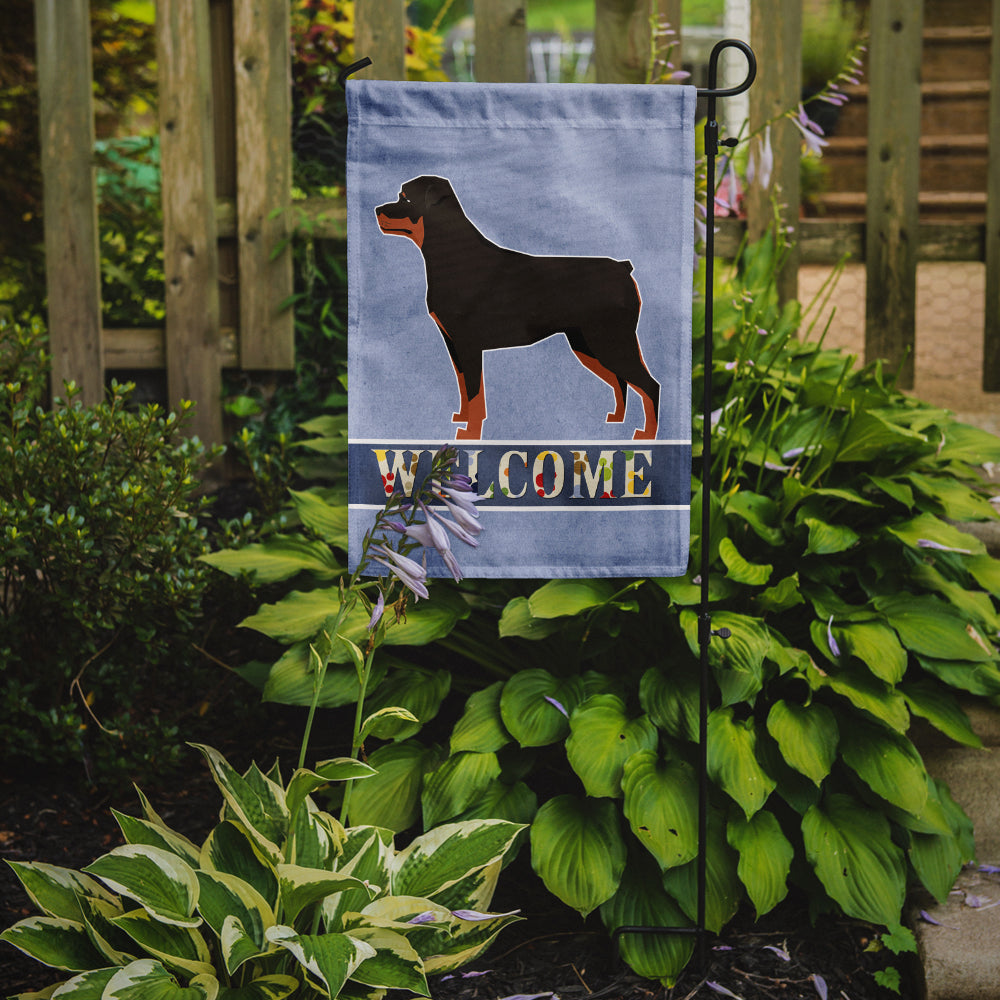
[0,317,220,783]
[211,234,1000,984]
[1,743,524,997]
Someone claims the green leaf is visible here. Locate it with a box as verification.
[346,926,429,994]
[599,853,694,987]
[83,846,200,928]
[655,572,737,606]
[566,695,658,798]
[660,810,741,933]
[347,740,442,832]
[966,553,1000,597]
[499,670,584,747]
[874,593,995,662]
[195,871,273,974]
[802,793,906,926]
[393,819,524,900]
[216,975,299,1000]
[452,779,538,827]
[112,812,201,868]
[288,488,348,547]
[0,916,107,971]
[909,825,965,905]
[835,621,908,684]
[901,680,982,748]
[285,759,376,821]
[680,611,770,706]
[4,862,118,923]
[839,718,929,816]
[707,707,776,818]
[935,421,1000,464]
[497,597,564,639]
[835,410,927,463]
[639,664,699,742]
[803,517,859,556]
[621,751,698,871]
[809,661,910,732]
[103,959,218,999]
[906,472,998,521]
[727,811,793,917]
[755,573,805,614]
[724,490,784,545]
[265,926,374,997]
[362,666,451,740]
[421,751,502,828]
[765,700,838,786]
[916,655,1000,697]
[718,537,772,585]
[527,579,616,618]
[200,535,341,584]
[886,512,985,556]
[35,967,117,998]
[450,682,511,754]
[260,643,387,709]
[530,795,626,917]
[360,706,421,742]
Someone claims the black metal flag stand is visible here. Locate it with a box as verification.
[340,37,758,974]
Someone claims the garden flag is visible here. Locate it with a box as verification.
[347,80,696,577]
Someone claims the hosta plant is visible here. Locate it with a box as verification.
[1,743,523,999]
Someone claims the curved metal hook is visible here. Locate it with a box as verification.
[696,39,756,98]
[337,56,373,90]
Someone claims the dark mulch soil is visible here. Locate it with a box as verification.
[1,742,915,1000]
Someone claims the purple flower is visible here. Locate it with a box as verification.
[544,695,569,718]
[371,544,429,600]
[747,125,773,190]
[429,503,480,548]
[367,591,385,631]
[763,944,790,961]
[433,482,482,520]
[812,974,828,1000]
[791,104,829,156]
[827,616,841,658]
[917,538,973,554]
[706,983,742,999]
[407,911,438,925]
[451,908,520,921]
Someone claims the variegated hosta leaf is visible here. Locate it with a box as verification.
[200,822,278,910]
[565,695,658,798]
[802,793,906,926]
[345,926,429,995]
[529,795,626,917]
[0,916,106,971]
[765,700,838,786]
[195,871,274,974]
[323,829,393,931]
[83,845,200,928]
[450,681,511,754]
[4,861,118,922]
[285,760,376,823]
[190,745,287,863]
[78,894,136,966]
[214,974,299,999]
[277,865,375,925]
[499,669,585,747]
[44,966,118,997]
[265,926,375,998]
[727,810,793,917]
[421,906,523,975]
[661,810,742,934]
[391,820,524,901]
[288,802,343,870]
[112,811,202,868]
[102,958,218,999]
[838,718,929,817]
[110,908,214,979]
[599,853,694,987]
[424,859,501,916]
[621,751,699,871]
[421,751,502,829]
[347,740,442,832]
[707,707,776,819]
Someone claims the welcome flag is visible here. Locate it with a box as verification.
[347,80,696,578]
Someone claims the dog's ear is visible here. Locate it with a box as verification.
[423,177,456,209]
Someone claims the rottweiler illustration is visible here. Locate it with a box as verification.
[375,175,660,441]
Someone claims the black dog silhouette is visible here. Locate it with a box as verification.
[375,175,660,440]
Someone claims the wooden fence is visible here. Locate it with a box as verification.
[33,0,1000,445]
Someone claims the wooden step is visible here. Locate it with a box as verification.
[831,80,991,138]
[822,134,988,193]
[813,190,987,222]
[922,25,992,83]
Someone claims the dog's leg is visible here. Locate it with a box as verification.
[451,369,470,422]
[454,355,486,440]
[631,384,659,440]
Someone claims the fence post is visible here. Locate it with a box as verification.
[157,0,223,445]
[34,0,104,405]
[474,0,526,82]
[594,0,651,84]
[233,0,294,369]
[983,0,1000,390]
[746,0,801,305]
[354,0,407,80]
[865,0,923,389]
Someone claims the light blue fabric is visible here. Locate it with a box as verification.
[347,80,695,578]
